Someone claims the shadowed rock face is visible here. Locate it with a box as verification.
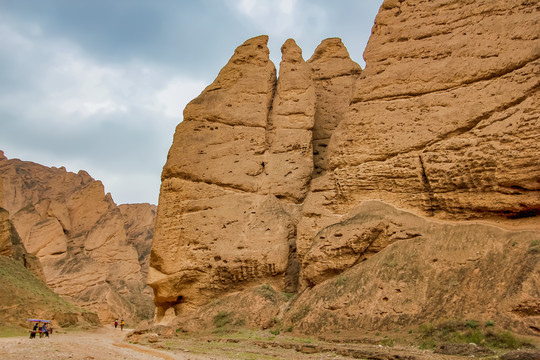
[151,0,539,333]
[0,207,45,280]
[0,152,155,323]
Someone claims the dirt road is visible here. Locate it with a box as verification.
[0,326,214,360]
[1,325,514,360]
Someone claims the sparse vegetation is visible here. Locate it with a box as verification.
[379,337,394,347]
[336,276,347,286]
[290,305,311,323]
[417,319,535,350]
[528,240,540,254]
[213,311,233,328]
[382,260,398,268]
[234,318,246,327]
[286,325,293,332]
[257,284,278,302]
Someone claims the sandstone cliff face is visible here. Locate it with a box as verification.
[151,0,539,334]
[0,152,155,323]
[328,0,540,219]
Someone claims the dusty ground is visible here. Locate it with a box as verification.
[0,325,212,360]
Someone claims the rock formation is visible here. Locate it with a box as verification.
[149,36,317,321]
[151,0,539,335]
[328,0,540,219]
[288,201,539,336]
[0,151,155,323]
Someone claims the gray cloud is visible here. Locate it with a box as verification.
[0,0,383,205]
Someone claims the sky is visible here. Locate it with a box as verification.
[0,0,384,205]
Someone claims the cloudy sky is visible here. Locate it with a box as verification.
[0,0,383,205]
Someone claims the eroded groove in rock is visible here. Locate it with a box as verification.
[307,38,362,177]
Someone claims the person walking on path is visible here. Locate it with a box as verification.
[114,319,118,329]
[120,318,124,331]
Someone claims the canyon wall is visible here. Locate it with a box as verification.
[151,0,539,333]
[0,151,155,323]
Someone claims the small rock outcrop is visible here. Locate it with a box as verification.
[0,154,155,323]
[0,207,45,280]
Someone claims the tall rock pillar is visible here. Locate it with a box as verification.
[149,36,316,321]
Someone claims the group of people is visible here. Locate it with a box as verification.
[29,322,52,339]
[114,318,125,330]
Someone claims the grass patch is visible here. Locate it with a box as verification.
[0,325,28,338]
[282,292,295,300]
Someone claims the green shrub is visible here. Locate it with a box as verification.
[213,311,233,328]
[465,320,479,329]
[257,284,277,302]
[286,326,293,332]
[418,323,435,337]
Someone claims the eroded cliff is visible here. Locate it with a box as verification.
[0,151,155,323]
[150,0,539,334]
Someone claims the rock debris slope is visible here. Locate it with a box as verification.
[151,0,539,334]
[0,151,155,323]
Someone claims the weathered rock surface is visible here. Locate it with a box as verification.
[0,152,155,323]
[150,36,318,321]
[328,0,540,219]
[151,0,539,336]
